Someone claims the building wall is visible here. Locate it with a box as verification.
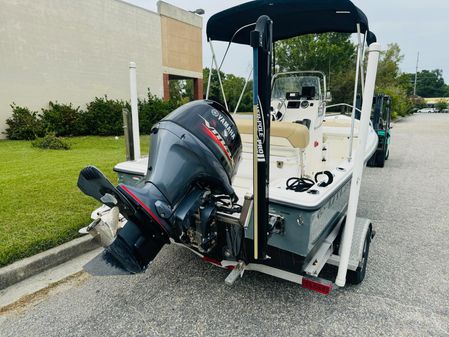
[424,97,449,104]
[0,0,164,138]
[161,16,203,75]
[158,1,203,100]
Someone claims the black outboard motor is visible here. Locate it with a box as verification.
[77,100,242,274]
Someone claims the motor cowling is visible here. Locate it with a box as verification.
[147,100,242,206]
[143,100,243,255]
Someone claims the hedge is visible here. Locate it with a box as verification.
[41,102,81,137]
[81,97,129,136]
[3,92,181,140]
[4,104,45,140]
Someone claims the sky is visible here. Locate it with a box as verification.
[124,0,449,82]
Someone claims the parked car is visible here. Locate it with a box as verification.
[417,107,436,113]
[441,108,449,113]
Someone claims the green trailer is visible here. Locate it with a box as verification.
[368,94,391,167]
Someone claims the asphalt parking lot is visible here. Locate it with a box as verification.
[1,113,448,337]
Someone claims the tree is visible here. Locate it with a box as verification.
[202,38,419,118]
[275,33,355,75]
[410,96,427,109]
[222,74,253,112]
[397,73,414,96]
[275,33,356,103]
[203,68,253,112]
[203,68,225,104]
[185,80,194,101]
[414,69,448,97]
[169,79,194,103]
[169,80,184,102]
[435,100,448,111]
[375,44,413,117]
[376,43,403,88]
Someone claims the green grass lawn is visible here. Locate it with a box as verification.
[0,136,149,267]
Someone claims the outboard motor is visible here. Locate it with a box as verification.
[77,100,242,274]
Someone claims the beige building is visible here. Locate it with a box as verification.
[423,97,449,105]
[0,0,203,138]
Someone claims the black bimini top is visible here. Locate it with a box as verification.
[207,0,376,45]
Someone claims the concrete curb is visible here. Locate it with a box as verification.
[0,235,100,290]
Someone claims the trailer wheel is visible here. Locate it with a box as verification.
[346,226,372,285]
[385,149,390,160]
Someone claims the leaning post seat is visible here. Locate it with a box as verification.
[233,119,310,185]
[235,119,310,149]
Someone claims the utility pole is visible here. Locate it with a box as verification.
[413,52,419,96]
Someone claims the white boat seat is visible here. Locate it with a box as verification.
[235,119,310,149]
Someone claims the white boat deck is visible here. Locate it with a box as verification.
[113,114,378,210]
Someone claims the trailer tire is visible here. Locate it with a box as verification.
[385,149,390,160]
[346,226,372,285]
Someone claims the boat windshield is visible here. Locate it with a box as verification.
[272,75,322,100]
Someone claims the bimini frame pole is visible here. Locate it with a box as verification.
[208,40,229,111]
[359,32,367,95]
[348,24,363,162]
[205,40,214,100]
[250,15,272,260]
[234,67,253,114]
[336,42,381,287]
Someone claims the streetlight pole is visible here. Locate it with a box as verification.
[413,52,420,96]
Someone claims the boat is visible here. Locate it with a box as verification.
[77,0,381,293]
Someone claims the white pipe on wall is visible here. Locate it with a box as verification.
[335,42,381,288]
[129,62,141,161]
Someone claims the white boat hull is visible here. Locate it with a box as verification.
[112,113,378,261]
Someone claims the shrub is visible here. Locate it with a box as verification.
[410,96,427,110]
[138,91,180,134]
[378,86,413,118]
[81,97,127,136]
[32,133,71,150]
[4,104,44,140]
[435,101,448,112]
[41,102,82,136]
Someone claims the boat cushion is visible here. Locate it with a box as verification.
[235,119,310,149]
